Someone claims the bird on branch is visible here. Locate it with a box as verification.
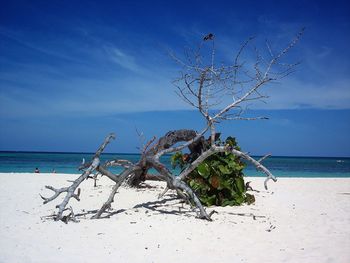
[203,33,214,41]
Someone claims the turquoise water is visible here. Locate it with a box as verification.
[0,151,349,178]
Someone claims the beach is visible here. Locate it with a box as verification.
[0,173,349,263]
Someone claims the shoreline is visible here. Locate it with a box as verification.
[0,173,349,262]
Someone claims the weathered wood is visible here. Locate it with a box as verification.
[41,134,115,221]
[92,165,141,219]
[41,31,302,223]
[154,129,197,152]
[145,156,212,220]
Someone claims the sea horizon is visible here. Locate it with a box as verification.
[1,151,349,177]
[1,150,349,159]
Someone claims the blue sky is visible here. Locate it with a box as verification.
[0,0,349,156]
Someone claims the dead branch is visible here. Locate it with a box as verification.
[41,31,302,223]
[92,165,141,219]
[258,154,272,163]
[41,133,115,220]
[104,159,133,168]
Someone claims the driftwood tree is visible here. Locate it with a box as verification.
[41,30,303,222]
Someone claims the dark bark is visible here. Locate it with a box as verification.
[153,129,197,152]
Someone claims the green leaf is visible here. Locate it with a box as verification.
[197,162,210,178]
[225,136,237,147]
[221,199,238,206]
[235,176,245,194]
[170,152,185,169]
[200,194,217,206]
[234,195,245,205]
[217,156,230,165]
[173,135,254,208]
[217,178,232,190]
[218,164,231,175]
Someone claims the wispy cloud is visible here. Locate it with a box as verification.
[0,27,84,64]
[1,6,350,124]
[0,67,190,119]
[257,77,350,109]
[104,46,141,73]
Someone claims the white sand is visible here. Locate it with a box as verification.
[0,173,349,263]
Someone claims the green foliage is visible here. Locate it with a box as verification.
[171,152,186,169]
[172,136,255,206]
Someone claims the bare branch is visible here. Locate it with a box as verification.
[94,133,115,158]
[263,28,305,80]
[41,134,115,220]
[258,154,272,163]
[92,165,141,219]
[96,165,120,182]
[146,157,212,220]
[40,186,70,204]
[221,116,269,121]
[143,136,157,154]
[104,159,133,168]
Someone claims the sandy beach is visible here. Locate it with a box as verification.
[0,173,349,263]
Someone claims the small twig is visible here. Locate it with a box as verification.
[258,154,272,163]
[158,186,170,199]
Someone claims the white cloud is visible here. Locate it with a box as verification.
[1,24,349,121]
[256,77,350,109]
[104,47,141,73]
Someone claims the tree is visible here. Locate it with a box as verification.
[41,29,303,222]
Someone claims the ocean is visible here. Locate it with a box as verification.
[0,151,349,178]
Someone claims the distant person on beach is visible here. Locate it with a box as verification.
[34,168,40,173]
[52,169,56,173]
